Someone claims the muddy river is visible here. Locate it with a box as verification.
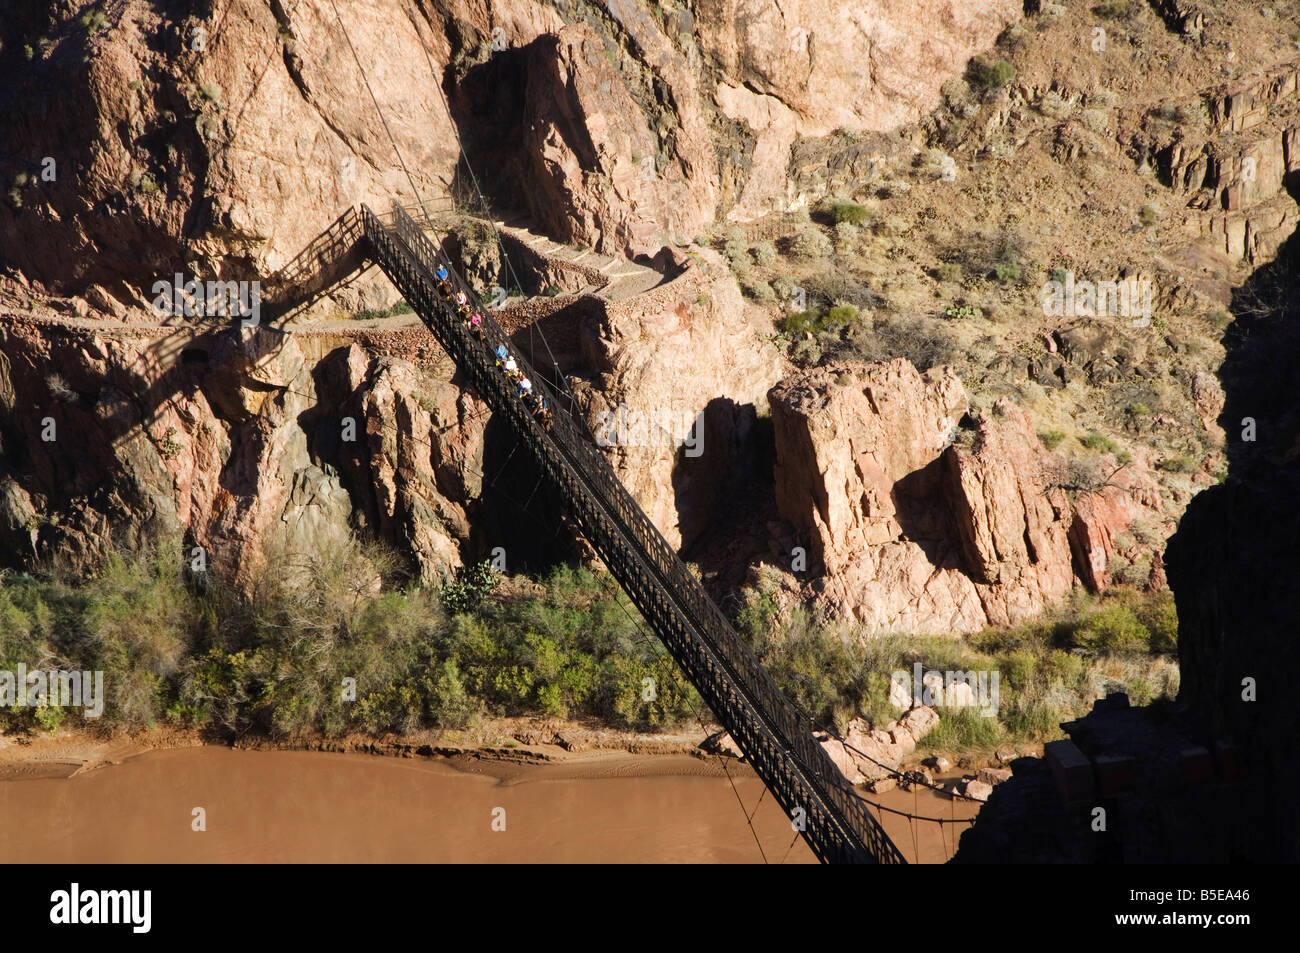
[0,747,978,863]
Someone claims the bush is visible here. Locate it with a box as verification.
[1157,455,1197,474]
[934,262,963,283]
[833,222,860,253]
[790,338,822,366]
[79,9,108,34]
[781,309,823,335]
[824,304,860,328]
[440,561,500,614]
[723,236,750,270]
[1139,204,1159,226]
[1094,1,1136,20]
[853,315,961,371]
[1137,592,1178,654]
[1071,606,1150,654]
[990,260,1021,284]
[1038,429,1066,450]
[1081,430,1119,454]
[829,201,871,225]
[789,228,833,261]
[973,59,1016,92]
[751,241,777,267]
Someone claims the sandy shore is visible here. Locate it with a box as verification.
[0,718,719,782]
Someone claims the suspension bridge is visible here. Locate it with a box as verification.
[259,200,904,864]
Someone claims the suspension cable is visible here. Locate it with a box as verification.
[396,0,568,393]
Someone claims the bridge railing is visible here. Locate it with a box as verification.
[358,202,904,865]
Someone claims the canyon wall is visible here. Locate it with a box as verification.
[0,0,1021,305]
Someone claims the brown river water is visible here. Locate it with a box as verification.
[0,747,977,863]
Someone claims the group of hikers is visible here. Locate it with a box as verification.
[432,262,553,430]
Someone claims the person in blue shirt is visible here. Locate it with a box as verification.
[434,264,448,281]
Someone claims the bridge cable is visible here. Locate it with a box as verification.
[185,345,956,848]
[601,590,774,864]
[370,210,903,861]
[328,0,432,220]
[397,0,570,399]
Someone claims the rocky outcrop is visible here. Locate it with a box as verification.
[768,359,1165,633]
[0,320,484,587]
[0,0,464,311]
[573,248,786,550]
[817,706,941,785]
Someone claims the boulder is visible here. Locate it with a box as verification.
[977,766,1014,786]
[965,780,994,802]
[701,730,744,759]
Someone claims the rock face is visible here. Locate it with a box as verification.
[769,359,1165,633]
[0,0,1021,304]
[0,0,462,309]
[573,248,786,550]
[1161,221,1300,862]
[0,320,485,587]
[696,0,1023,219]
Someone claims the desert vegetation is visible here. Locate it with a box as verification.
[736,568,1179,755]
[0,543,700,738]
[1,537,1177,757]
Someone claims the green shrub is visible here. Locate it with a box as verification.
[990,260,1021,284]
[440,561,500,614]
[973,59,1016,92]
[1081,430,1119,454]
[1139,204,1159,226]
[781,309,823,335]
[1157,455,1197,474]
[1038,429,1067,450]
[1137,592,1178,654]
[79,9,108,34]
[922,709,1004,750]
[1003,650,1038,690]
[1071,606,1150,654]
[825,304,860,328]
[829,201,871,226]
[1000,698,1062,742]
